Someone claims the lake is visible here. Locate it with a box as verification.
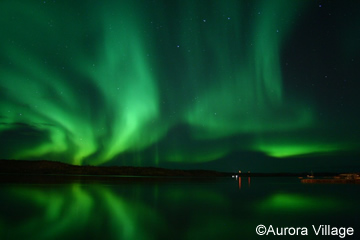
[0,176,359,239]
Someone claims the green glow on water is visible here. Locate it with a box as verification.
[10,184,94,239]
[186,217,240,239]
[259,193,339,212]
[0,180,358,240]
[100,187,163,240]
[3,184,165,240]
[166,188,229,205]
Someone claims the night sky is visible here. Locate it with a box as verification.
[1,0,359,172]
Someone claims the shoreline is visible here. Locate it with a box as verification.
[0,159,340,178]
[0,159,230,177]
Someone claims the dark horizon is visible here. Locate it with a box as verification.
[1,155,359,174]
[0,159,353,178]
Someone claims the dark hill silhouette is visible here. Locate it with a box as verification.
[0,159,339,178]
[0,159,231,177]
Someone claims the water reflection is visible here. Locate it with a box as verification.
[0,179,242,240]
[258,193,340,212]
[0,183,165,240]
[0,177,359,239]
[237,176,251,189]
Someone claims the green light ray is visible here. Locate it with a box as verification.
[255,142,346,158]
[165,148,229,163]
[0,1,164,165]
[253,134,354,158]
[0,0,357,166]
[184,0,312,139]
[83,3,163,164]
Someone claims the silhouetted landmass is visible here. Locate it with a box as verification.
[236,172,341,177]
[0,159,340,178]
[0,159,231,177]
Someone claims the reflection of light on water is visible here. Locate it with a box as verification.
[3,184,164,240]
[9,184,94,239]
[234,176,251,190]
[0,179,358,240]
[258,193,340,212]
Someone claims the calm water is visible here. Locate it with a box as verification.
[0,176,359,240]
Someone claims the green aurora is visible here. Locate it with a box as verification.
[0,0,359,170]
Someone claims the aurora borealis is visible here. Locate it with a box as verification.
[1,0,359,171]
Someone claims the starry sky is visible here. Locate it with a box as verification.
[0,0,359,172]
